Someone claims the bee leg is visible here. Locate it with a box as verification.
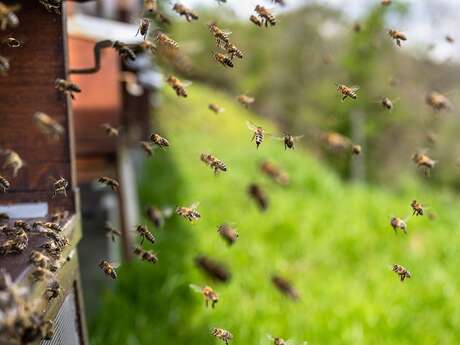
[342,95,347,101]
[140,236,145,245]
[205,299,208,308]
[251,133,256,142]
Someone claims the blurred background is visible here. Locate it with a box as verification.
[67,1,460,344]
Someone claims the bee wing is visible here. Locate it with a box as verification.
[161,207,174,218]
[190,202,200,209]
[246,121,258,132]
[351,85,360,92]
[293,135,304,141]
[266,334,275,341]
[189,284,203,293]
[110,262,121,269]
[182,80,193,88]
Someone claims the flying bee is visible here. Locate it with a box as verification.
[379,96,397,111]
[217,224,239,246]
[98,176,119,191]
[166,75,189,97]
[1,149,24,176]
[0,54,9,75]
[209,103,225,114]
[3,37,20,48]
[353,22,361,33]
[0,175,10,192]
[136,18,150,40]
[154,31,179,49]
[176,202,201,222]
[445,35,454,44]
[390,217,407,234]
[336,83,359,101]
[352,144,362,155]
[271,0,286,5]
[392,264,411,282]
[322,132,351,152]
[254,5,276,27]
[14,220,31,232]
[412,152,436,176]
[150,133,170,148]
[133,247,158,264]
[250,14,263,27]
[135,225,156,245]
[101,123,119,137]
[140,141,154,156]
[55,79,81,99]
[260,160,289,186]
[0,2,20,30]
[29,251,51,268]
[144,0,157,12]
[195,255,231,282]
[381,0,392,5]
[214,52,234,68]
[172,3,199,22]
[33,112,64,140]
[425,91,452,111]
[46,280,60,300]
[273,133,303,150]
[237,94,255,108]
[190,284,219,308]
[31,267,54,282]
[246,121,266,149]
[146,206,173,229]
[271,275,299,301]
[208,22,231,47]
[224,42,243,60]
[200,154,227,175]
[388,29,407,47]
[105,222,121,242]
[112,40,136,61]
[99,260,118,279]
[211,328,233,344]
[38,0,61,14]
[52,177,68,198]
[267,335,293,345]
[411,200,425,216]
[248,183,268,211]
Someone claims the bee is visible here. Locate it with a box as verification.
[172,3,199,22]
[353,22,361,32]
[237,94,255,108]
[211,328,233,344]
[99,260,118,279]
[336,83,359,101]
[250,14,263,27]
[0,229,28,255]
[1,149,24,176]
[146,206,173,229]
[55,78,81,99]
[271,0,286,5]
[52,177,68,198]
[40,320,54,340]
[248,183,268,211]
[31,267,54,282]
[140,141,154,156]
[271,275,299,301]
[44,231,69,248]
[0,175,10,192]
[352,144,362,155]
[388,29,407,47]
[46,280,61,300]
[150,133,170,148]
[411,200,425,216]
[98,176,120,191]
[209,103,225,114]
[214,52,234,68]
[200,154,227,175]
[445,35,454,44]
[190,284,219,308]
[101,123,119,137]
[154,31,179,49]
[105,222,121,242]
[135,40,157,55]
[380,96,396,111]
[273,133,303,150]
[392,264,411,282]
[153,10,172,26]
[246,121,266,149]
[425,91,452,111]
[50,210,68,223]
[412,152,436,176]
[381,0,392,5]
[38,0,61,14]
[260,160,289,186]
[0,2,20,30]
[14,220,31,232]
[217,224,239,246]
[112,40,136,61]
[136,18,150,40]
[144,0,157,12]
[224,42,243,60]
[133,247,158,264]
[29,251,51,268]
[33,112,65,140]
[322,132,351,152]
[267,335,294,345]
[195,255,231,282]
[390,217,407,234]
[176,202,201,222]
[3,37,20,48]
[0,54,9,75]
[208,22,231,47]
[135,225,156,245]
[166,75,189,97]
[40,240,63,259]
[254,5,276,27]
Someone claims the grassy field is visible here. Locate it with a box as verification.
[90,84,460,345]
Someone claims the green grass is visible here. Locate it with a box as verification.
[90,84,460,345]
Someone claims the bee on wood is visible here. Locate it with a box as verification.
[217,224,239,246]
[144,0,157,12]
[40,240,63,259]
[248,183,268,211]
[146,206,173,229]
[273,133,303,150]
[29,251,51,268]
[136,18,150,40]
[211,328,233,345]
[0,175,10,192]
[352,144,362,155]
[200,154,227,175]
[214,52,234,68]
[254,5,276,27]
[135,225,156,245]
[390,217,407,234]
[112,41,136,61]
[166,75,189,97]
[99,260,118,279]
[271,275,299,301]
[176,202,201,222]
[33,112,65,140]
[43,230,69,248]
[150,133,170,148]
[14,220,31,232]
[195,255,231,282]
[388,29,407,47]
[55,79,81,99]
[411,200,425,216]
[52,177,68,198]
[1,149,24,177]
[31,267,54,282]
[105,222,121,242]
[3,37,20,48]
[0,54,9,75]
[392,264,411,282]
[246,121,266,149]
[172,3,199,22]
[50,210,68,223]
[190,284,219,308]
[38,0,61,14]
[209,103,225,114]
[154,31,179,49]
[0,2,20,30]
[336,83,359,101]
[260,160,289,186]
[381,0,392,5]
[322,132,351,152]
[425,91,452,111]
[412,152,436,176]
[224,42,243,60]
[250,14,263,27]
[133,247,158,264]
[101,123,119,137]
[46,280,60,300]
[237,94,255,108]
[445,35,454,44]
[98,176,119,191]
[208,22,231,47]
[140,141,154,156]
[0,229,28,255]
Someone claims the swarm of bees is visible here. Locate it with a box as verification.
[200,153,227,175]
[214,52,234,68]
